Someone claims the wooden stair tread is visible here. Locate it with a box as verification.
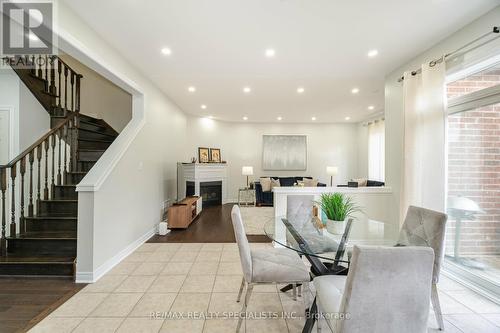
[11,231,77,239]
[39,199,78,203]
[0,256,75,264]
[78,137,114,143]
[78,127,117,137]
[25,216,77,220]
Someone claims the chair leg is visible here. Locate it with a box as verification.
[431,283,445,330]
[237,283,253,333]
[292,283,297,301]
[298,284,302,297]
[236,277,245,302]
[317,306,322,333]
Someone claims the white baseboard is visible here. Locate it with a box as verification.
[75,226,156,283]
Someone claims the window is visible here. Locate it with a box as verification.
[368,119,385,182]
[445,61,500,298]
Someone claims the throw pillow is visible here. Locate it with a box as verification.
[260,177,271,192]
[271,178,281,190]
[303,178,318,187]
[351,178,368,187]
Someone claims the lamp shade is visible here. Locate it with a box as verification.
[242,166,254,176]
[448,196,483,213]
[326,166,338,176]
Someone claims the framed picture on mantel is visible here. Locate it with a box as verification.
[198,147,210,163]
[210,148,221,163]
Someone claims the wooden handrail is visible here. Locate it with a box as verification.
[0,113,76,169]
[51,55,83,79]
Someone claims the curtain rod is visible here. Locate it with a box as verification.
[397,26,499,82]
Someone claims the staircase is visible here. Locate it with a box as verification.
[0,55,118,277]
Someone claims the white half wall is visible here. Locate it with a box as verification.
[384,6,500,227]
[186,116,364,200]
[54,2,188,282]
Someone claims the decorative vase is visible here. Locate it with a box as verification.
[326,219,345,235]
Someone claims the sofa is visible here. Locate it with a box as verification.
[254,176,326,206]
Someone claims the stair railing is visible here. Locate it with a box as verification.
[0,113,78,256]
[11,54,83,116]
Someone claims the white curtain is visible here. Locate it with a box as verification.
[368,119,385,182]
[401,60,447,221]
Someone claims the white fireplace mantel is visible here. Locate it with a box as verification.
[177,163,229,204]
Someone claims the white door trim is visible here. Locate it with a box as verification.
[0,105,16,163]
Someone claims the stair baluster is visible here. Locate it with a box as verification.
[63,124,68,183]
[30,55,36,76]
[57,129,62,185]
[44,55,48,91]
[68,119,74,172]
[28,151,34,216]
[36,145,42,213]
[19,158,26,235]
[0,168,6,255]
[44,138,49,200]
[37,55,42,78]
[50,134,56,198]
[64,66,68,112]
[10,164,16,237]
[70,72,75,112]
[49,56,56,96]
[57,58,63,112]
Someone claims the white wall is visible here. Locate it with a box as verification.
[18,83,50,150]
[186,116,363,200]
[384,6,500,226]
[0,69,50,158]
[54,2,188,282]
[59,54,132,132]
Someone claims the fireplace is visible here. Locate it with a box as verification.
[199,181,222,207]
[178,163,228,205]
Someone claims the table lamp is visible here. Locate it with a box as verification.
[326,166,338,186]
[242,166,254,188]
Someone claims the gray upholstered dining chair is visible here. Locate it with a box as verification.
[314,245,435,333]
[230,205,310,332]
[397,205,448,330]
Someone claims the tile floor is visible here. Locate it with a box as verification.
[29,242,500,333]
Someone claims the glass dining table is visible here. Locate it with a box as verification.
[264,213,397,332]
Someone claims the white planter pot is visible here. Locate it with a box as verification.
[326,219,345,235]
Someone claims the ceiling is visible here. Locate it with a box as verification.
[63,0,498,123]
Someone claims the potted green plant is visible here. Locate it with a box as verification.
[316,193,361,234]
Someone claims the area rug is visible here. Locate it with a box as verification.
[239,206,274,235]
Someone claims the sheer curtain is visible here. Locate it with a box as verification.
[401,60,447,221]
[368,119,385,182]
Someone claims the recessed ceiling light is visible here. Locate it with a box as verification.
[188,86,196,93]
[161,47,172,55]
[311,117,316,121]
[243,87,251,93]
[345,116,351,121]
[243,116,248,121]
[351,88,359,94]
[201,104,207,109]
[367,49,379,57]
[368,105,375,110]
[277,116,282,121]
[265,48,276,57]
[297,87,305,94]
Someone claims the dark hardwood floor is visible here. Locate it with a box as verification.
[0,277,85,333]
[148,203,271,243]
